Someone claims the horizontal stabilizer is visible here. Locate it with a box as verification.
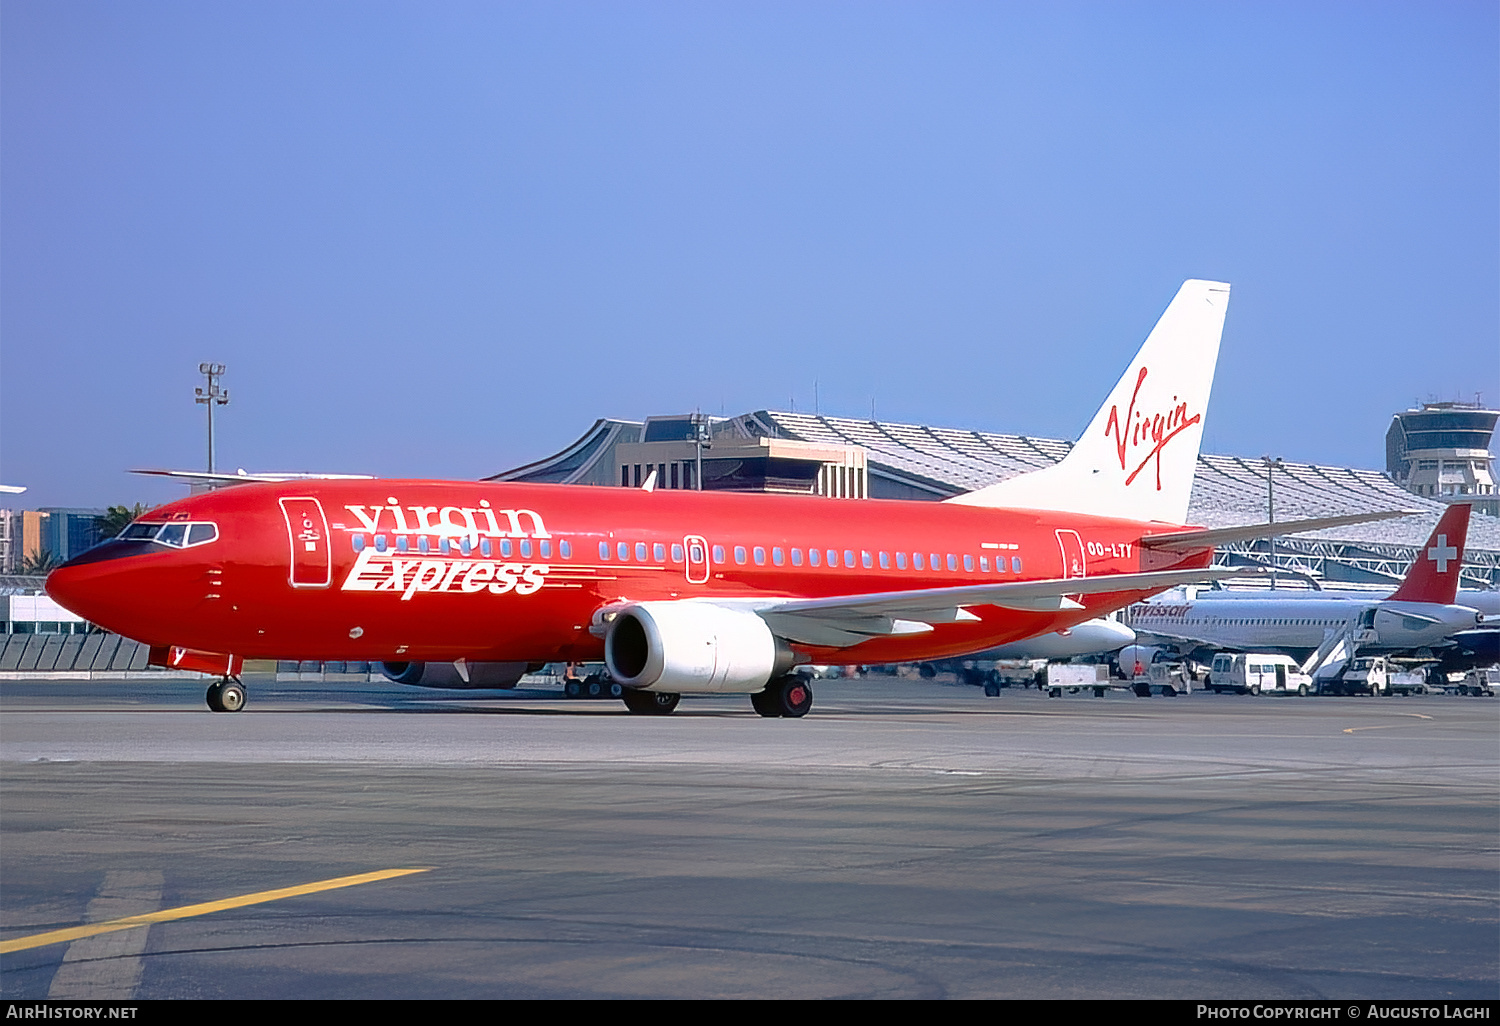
[1140,510,1419,551]
[133,468,375,485]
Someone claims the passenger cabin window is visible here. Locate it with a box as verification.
[599,542,610,560]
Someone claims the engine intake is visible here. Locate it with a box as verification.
[604,601,794,693]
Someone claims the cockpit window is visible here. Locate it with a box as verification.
[119,521,219,548]
[155,524,188,547]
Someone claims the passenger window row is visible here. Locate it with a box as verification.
[346,533,1023,575]
[352,535,572,560]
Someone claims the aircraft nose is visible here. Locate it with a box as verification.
[45,558,111,625]
[45,541,163,636]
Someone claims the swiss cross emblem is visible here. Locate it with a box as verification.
[1427,534,1458,574]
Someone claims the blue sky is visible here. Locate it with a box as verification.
[3,1,1496,510]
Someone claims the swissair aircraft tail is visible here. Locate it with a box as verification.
[1387,501,1471,605]
[949,279,1230,525]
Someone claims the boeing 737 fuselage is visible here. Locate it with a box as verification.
[46,280,1405,717]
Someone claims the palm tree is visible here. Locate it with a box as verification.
[18,549,61,575]
[95,503,153,540]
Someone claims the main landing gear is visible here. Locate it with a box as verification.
[751,676,813,719]
[621,689,681,716]
[206,676,246,713]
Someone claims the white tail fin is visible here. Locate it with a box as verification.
[948,279,1230,524]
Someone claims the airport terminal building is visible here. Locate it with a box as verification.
[492,409,1500,590]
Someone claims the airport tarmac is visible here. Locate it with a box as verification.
[1,674,1496,1000]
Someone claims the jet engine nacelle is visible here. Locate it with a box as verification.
[378,660,531,689]
[604,601,795,693]
[1372,603,1483,650]
[1117,644,1165,675]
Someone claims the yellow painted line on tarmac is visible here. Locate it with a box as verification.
[1343,712,1433,734]
[0,867,432,955]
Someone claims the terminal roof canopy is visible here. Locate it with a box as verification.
[488,409,1500,588]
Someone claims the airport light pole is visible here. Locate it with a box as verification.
[196,363,229,473]
[691,412,712,490]
[1263,455,1283,589]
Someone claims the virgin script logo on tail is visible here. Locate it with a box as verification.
[1103,367,1201,490]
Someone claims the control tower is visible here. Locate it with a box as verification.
[1386,400,1498,513]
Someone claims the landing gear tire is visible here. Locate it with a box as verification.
[751,688,781,717]
[622,690,680,716]
[755,676,813,718]
[563,680,582,698]
[207,679,245,712]
[219,681,246,712]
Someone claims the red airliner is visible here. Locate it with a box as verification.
[46,280,1400,717]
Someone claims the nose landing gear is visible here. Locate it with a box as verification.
[206,676,246,712]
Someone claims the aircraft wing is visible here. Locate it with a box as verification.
[744,566,1266,648]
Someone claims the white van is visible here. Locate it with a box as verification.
[1205,653,1313,696]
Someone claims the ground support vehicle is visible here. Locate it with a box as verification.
[1385,667,1432,696]
[1128,661,1190,697]
[1204,653,1313,696]
[1045,663,1115,699]
[1324,656,1391,697]
[1456,668,1498,697]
